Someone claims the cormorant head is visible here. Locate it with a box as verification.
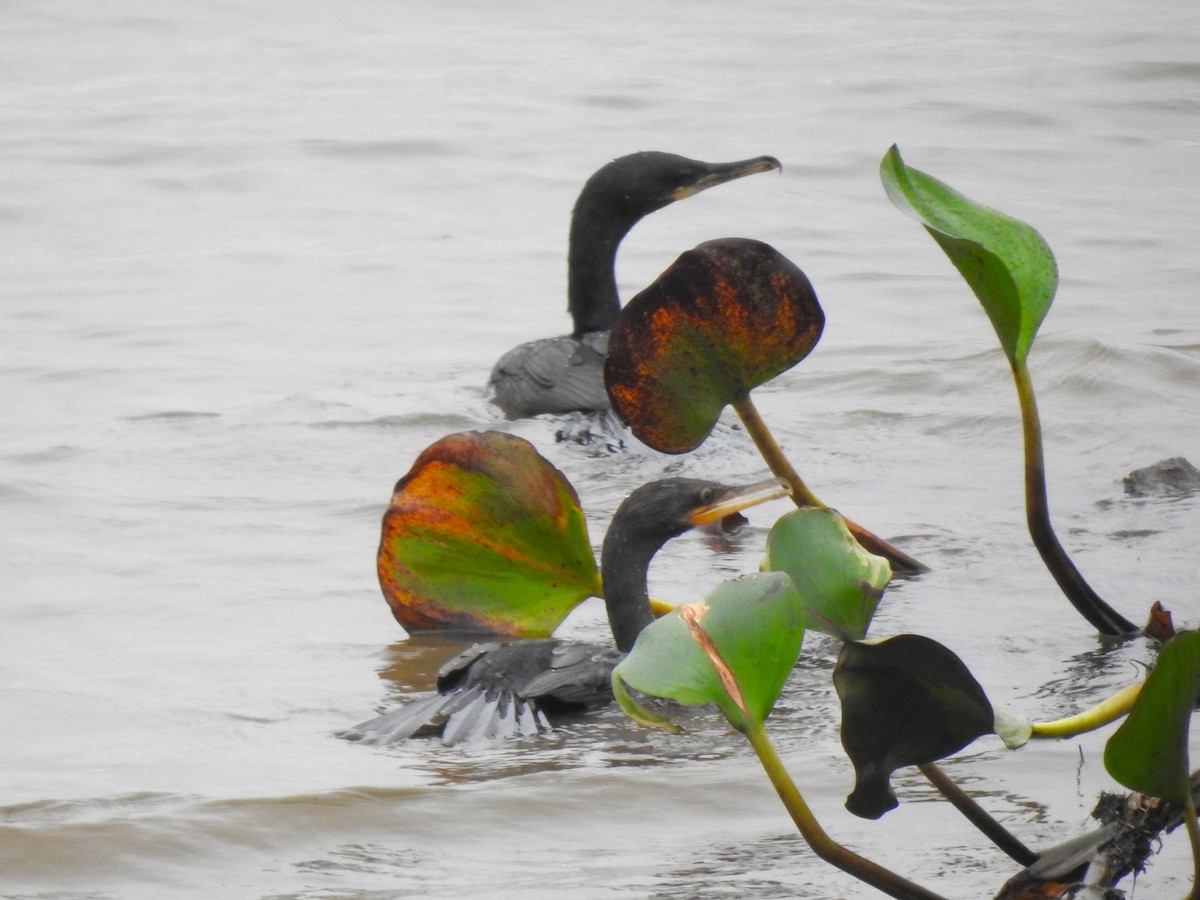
[566,151,780,336]
[579,152,782,220]
[600,475,791,653]
[608,475,792,545]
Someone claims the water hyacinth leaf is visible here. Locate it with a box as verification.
[377,430,602,636]
[834,634,995,819]
[880,145,1057,367]
[882,146,1137,636]
[605,238,825,454]
[1104,630,1200,803]
[762,507,891,640]
[613,572,805,733]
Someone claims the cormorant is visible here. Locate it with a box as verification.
[341,475,790,745]
[487,151,781,418]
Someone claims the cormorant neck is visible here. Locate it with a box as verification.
[600,525,665,654]
[566,202,645,337]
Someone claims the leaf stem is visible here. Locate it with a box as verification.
[732,395,822,507]
[1029,682,1142,739]
[917,762,1038,865]
[732,395,928,574]
[745,723,948,900]
[1010,362,1138,636]
[1186,790,1200,900]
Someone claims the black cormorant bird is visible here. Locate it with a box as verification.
[341,475,790,745]
[487,151,781,418]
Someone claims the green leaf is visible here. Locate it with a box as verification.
[833,634,995,819]
[880,145,1057,367]
[762,507,891,640]
[612,572,806,733]
[377,430,602,637]
[1104,630,1200,803]
[604,238,825,454]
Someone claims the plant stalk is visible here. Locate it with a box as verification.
[917,763,1038,866]
[1186,790,1200,900]
[732,395,928,574]
[1029,681,1142,739]
[732,395,823,507]
[1010,363,1138,636]
[745,723,948,900]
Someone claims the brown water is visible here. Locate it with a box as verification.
[2,1,1198,897]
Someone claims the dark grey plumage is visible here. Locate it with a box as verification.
[341,476,790,746]
[340,639,622,744]
[488,151,781,418]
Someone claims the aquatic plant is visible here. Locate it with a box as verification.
[613,569,946,900]
[599,161,1194,893]
[1104,630,1200,897]
[613,500,1194,898]
[880,146,1138,636]
[376,430,602,636]
[360,148,1194,898]
[763,507,890,641]
[613,515,1014,899]
[604,237,927,574]
[374,429,725,638]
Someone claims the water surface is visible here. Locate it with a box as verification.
[2,1,1198,897]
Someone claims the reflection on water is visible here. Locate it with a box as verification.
[372,634,485,698]
[3,0,1199,896]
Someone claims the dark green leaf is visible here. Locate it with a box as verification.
[1104,630,1200,803]
[834,634,995,819]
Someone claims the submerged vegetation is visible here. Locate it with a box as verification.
[357,147,1197,897]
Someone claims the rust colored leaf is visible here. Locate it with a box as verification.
[605,238,825,454]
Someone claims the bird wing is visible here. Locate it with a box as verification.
[339,639,619,747]
[517,642,624,708]
[338,683,551,747]
[337,687,479,744]
[435,641,504,691]
[439,688,549,745]
[487,332,610,417]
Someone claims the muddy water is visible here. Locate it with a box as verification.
[2,1,1198,897]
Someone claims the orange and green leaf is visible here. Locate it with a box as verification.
[377,431,602,637]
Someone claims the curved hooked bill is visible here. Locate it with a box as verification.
[671,155,782,201]
[687,477,792,529]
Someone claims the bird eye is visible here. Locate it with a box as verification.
[698,487,715,504]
